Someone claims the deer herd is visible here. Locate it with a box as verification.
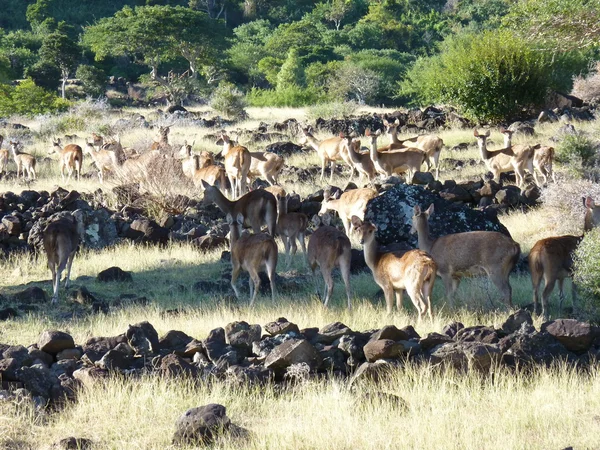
[0,118,594,321]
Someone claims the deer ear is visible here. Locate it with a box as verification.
[351,215,362,229]
[473,129,479,137]
[394,119,399,126]
[375,129,381,136]
[585,196,595,209]
[485,129,491,137]
[201,180,210,189]
[426,203,435,216]
[413,205,421,215]
[236,213,244,225]
[226,213,234,224]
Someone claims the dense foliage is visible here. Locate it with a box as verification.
[574,228,600,320]
[0,0,598,117]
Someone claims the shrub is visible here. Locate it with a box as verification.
[276,48,305,90]
[399,30,554,122]
[0,79,70,117]
[76,64,107,98]
[25,60,61,92]
[306,100,358,120]
[573,228,600,320]
[572,61,600,104]
[555,134,599,178]
[246,85,324,107]
[209,82,248,120]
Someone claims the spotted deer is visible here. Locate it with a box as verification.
[299,127,352,182]
[220,133,251,198]
[0,135,8,175]
[276,194,309,268]
[319,187,378,236]
[366,129,426,183]
[9,141,36,180]
[342,135,376,183]
[248,151,284,186]
[501,128,555,185]
[49,138,84,182]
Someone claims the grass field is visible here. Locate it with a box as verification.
[0,106,599,449]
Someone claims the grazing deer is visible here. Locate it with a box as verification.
[276,195,309,268]
[474,129,535,188]
[227,213,278,305]
[342,135,376,183]
[366,129,425,183]
[352,216,436,319]
[84,141,118,183]
[43,212,84,303]
[319,187,378,236]
[501,128,555,185]
[307,214,352,308]
[384,119,443,179]
[0,135,8,175]
[299,127,352,183]
[529,196,600,319]
[9,141,36,180]
[202,180,277,235]
[248,151,284,186]
[220,133,251,198]
[411,204,521,308]
[49,139,84,182]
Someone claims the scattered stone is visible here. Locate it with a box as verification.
[264,339,320,373]
[501,309,534,335]
[12,286,48,304]
[316,322,353,344]
[225,321,262,352]
[370,325,410,342]
[172,404,241,446]
[264,317,300,336]
[52,437,93,450]
[542,319,595,353]
[38,331,75,354]
[97,267,133,282]
[419,332,453,351]
[363,339,404,362]
[158,354,199,377]
[126,322,159,356]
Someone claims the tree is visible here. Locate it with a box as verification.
[327,63,379,104]
[39,30,80,98]
[276,48,305,90]
[76,65,107,98]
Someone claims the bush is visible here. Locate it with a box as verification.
[0,79,70,117]
[572,61,600,104]
[399,30,555,123]
[25,60,61,92]
[555,134,599,178]
[76,64,107,98]
[209,82,248,120]
[573,228,600,320]
[306,100,358,120]
[247,85,324,107]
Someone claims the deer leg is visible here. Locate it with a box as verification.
[267,256,277,302]
[283,236,291,269]
[441,273,456,309]
[383,286,394,315]
[248,269,261,306]
[329,161,336,184]
[395,289,404,311]
[49,262,58,304]
[310,262,322,300]
[406,287,424,321]
[64,252,75,290]
[298,233,308,267]
[541,275,556,321]
[230,263,242,300]
[320,157,326,182]
[490,271,512,308]
[557,278,566,314]
[338,256,352,310]
[531,269,542,316]
[423,280,434,321]
[321,265,334,307]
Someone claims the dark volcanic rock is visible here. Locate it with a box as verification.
[363,339,404,362]
[172,404,240,445]
[38,331,75,354]
[12,286,48,304]
[264,317,300,336]
[264,339,320,373]
[97,266,132,282]
[542,319,594,353]
[126,321,159,356]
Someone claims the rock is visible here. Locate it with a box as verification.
[0,307,18,320]
[495,187,520,206]
[130,218,169,244]
[318,345,347,373]
[56,348,82,361]
[158,354,199,377]
[3,345,32,367]
[172,404,238,446]
[316,322,353,344]
[126,322,159,356]
[365,184,509,246]
[82,335,127,362]
[265,141,303,156]
[363,339,404,362]
[356,392,409,412]
[370,325,410,342]
[12,286,48,304]
[2,215,21,235]
[16,365,57,398]
[225,321,261,352]
[442,322,464,338]
[0,358,23,381]
[542,319,594,353]
[455,326,499,344]
[264,339,320,373]
[52,437,93,450]
[501,309,533,335]
[501,331,573,367]
[98,349,132,370]
[264,317,300,336]
[97,267,133,282]
[412,172,435,185]
[337,334,368,366]
[38,331,75,354]
[72,367,109,385]
[69,286,97,305]
[225,365,273,385]
[401,325,420,340]
[203,327,229,362]
[430,341,501,372]
[159,330,193,352]
[349,360,395,385]
[419,332,453,351]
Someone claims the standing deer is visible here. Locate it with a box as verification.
[49,139,84,182]
[366,129,425,183]
[0,135,8,175]
[319,187,378,236]
[307,214,352,308]
[91,133,104,150]
[220,134,251,198]
[474,129,535,188]
[299,127,352,182]
[202,180,277,235]
[9,141,36,180]
[43,212,84,303]
[352,216,436,319]
[227,213,278,305]
[276,194,309,268]
[342,135,376,183]
[501,128,555,185]
[84,141,118,183]
[411,204,521,308]
[247,151,284,186]
[179,140,197,178]
[150,126,172,152]
[529,196,600,319]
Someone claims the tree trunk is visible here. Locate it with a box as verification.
[61,77,67,99]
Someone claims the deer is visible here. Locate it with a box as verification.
[319,187,378,236]
[179,140,197,178]
[202,180,277,235]
[366,129,426,183]
[150,126,172,152]
[43,212,85,303]
[529,196,600,320]
[91,133,104,150]
[473,129,535,188]
[411,204,521,308]
[220,133,251,198]
[276,194,309,268]
[0,135,8,175]
[264,185,287,200]
[307,214,352,308]
[500,128,555,185]
[9,141,36,180]
[49,138,84,182]
[247,151,284,186]
[84,141,118,183]
[352,216,436,319]
[384,119,443,179]
[342,135,376,183]
[191,156,226,191]
[298,127,352,183]
[227,213,278,305]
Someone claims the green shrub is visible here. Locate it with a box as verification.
[399,30,554,123]
[76,64,107,98]
[306,100,358,120]
[0,79,70,117]
[247,85,324,107]
[555,134,598,178]
[574,228,600,321]
[209,82,248,120]
[25,60,61,92]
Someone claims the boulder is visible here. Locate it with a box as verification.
[419,332,453,351]
[97,267,133,282]
[501,310,533,335]
[264,339,320,373]
[12,286,48,304]
[68,286,97,305]
[363,339,404,362]
[265,141,303,156]
[126,322,159,356]
[442,322,464,338]
[264,317,300,336]
[370,325,410,342]
[203,327,229,362]
[316,322,353,344]
[172,404,243,446]
[16,365,57,398]
[82,335,127,362]
[349,360,395,386]
[542,319,595,353]
[130,218,169,244]
[158,354,199,377]
[52,437,94,450]
[430,341,501,372]
[501,331,574,367]
[225,321,261,353]
[455,326,499,344]
[38,331,75,354]
[98,349,132,371]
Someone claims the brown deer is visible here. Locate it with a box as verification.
[0,135,8,175]
[220,133,251,198]
[352,216,436,319]
[264,185,287,200]
[307,214,352,308]
[179,140,197,178]
[529,196,600,319]
[227,213,278,305]
[84,141,118,183]
[474,129,535,188]
[49,139,84,182]
[192,161,226,191]
[342,135,376,183]
[319,187,378,236]
[202,180,277,235]
[366,129,426,183]
[501,128,555,185]
[411,204,521,308]
[299,127,352,183]
[384,119,443,179]
[150,126,172,152]
[43,212,84,303]
[9,141,36,180]
[248,151,284,186]
[276,194,309,268]
[91,133,104,150]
